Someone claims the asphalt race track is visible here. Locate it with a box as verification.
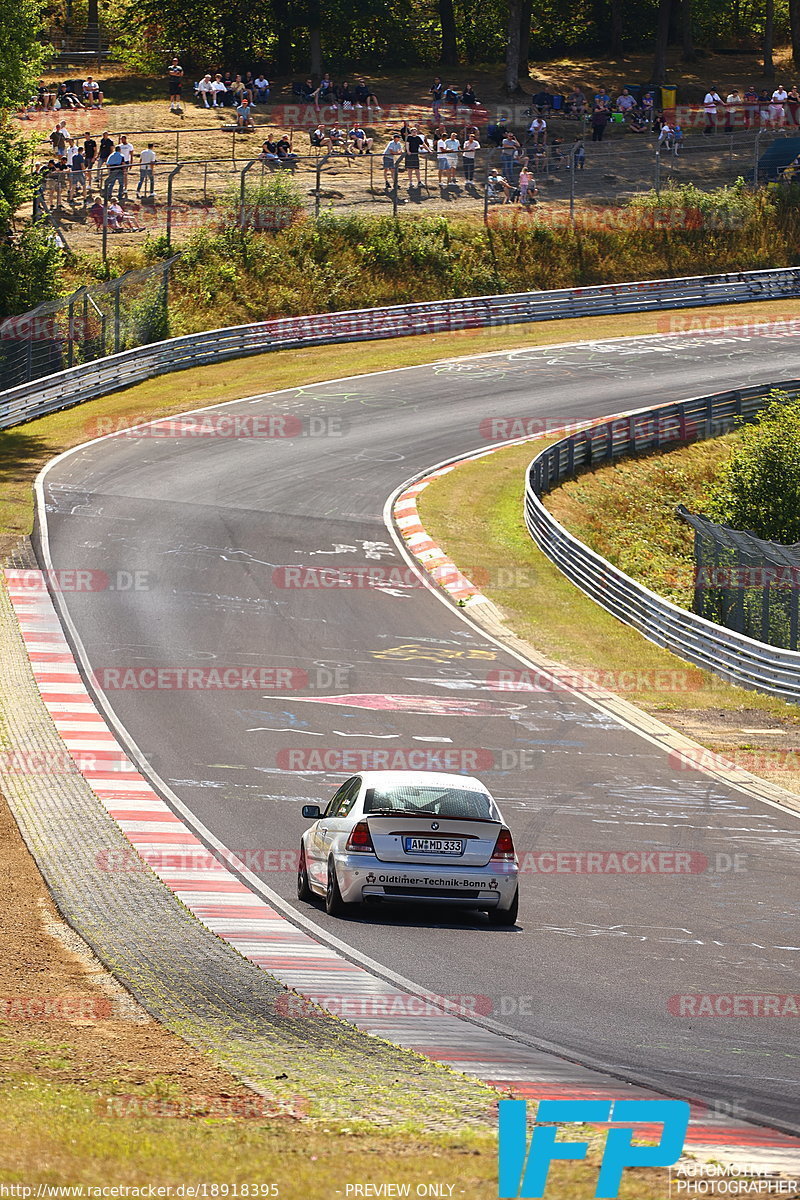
[38,328,800,1133]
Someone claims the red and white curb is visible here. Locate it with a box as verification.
[4,565,800,1172]
[393,466,486,606]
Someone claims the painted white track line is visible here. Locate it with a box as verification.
[6,566,800,1171]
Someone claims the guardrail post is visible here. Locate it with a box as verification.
[392,157,401,218]
[239,159,257,231]
[655,149,661,196]
[113,278,121,354]
[753,128,762,186]
[67,294,76,369]
[166,163,183,251]
[315,158,322,217]
[568,144,577,225]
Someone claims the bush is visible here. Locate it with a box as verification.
[0,222,61,320]
[705,390,800,543]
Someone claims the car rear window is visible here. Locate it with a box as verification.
[363,785,496,820]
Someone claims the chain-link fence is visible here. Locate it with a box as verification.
[0,258,175,393]
[678,505,800,651]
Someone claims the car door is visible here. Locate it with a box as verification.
[322,776,363,861]
[308,776,359,883]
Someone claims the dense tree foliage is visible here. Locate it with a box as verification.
[707,392,800,543]
[98,0,797,80]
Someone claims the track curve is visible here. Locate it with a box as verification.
[37,329,800,1132]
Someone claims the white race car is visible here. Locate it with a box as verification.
[297,770,519,924]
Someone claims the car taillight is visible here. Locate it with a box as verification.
[491,827,516,861]
[346,821,375,853]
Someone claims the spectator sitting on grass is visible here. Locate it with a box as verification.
[276,136,298,166]
[355,78,379,107]
[82,76,103,107]
[348,124,373,153]
[461,82,478,105]
[56,82,83,110]
[315,74,335,104]
[337,80,355,106]
[197,74,214,107]
[230,74,246,103]
[253,73,270,103]
[299,79,315,101]
[211,74,227,107]
[36,81,57,110]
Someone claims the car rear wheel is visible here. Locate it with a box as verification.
[297,844,313,901]
[488,887,518,926]
[325,858,348,917]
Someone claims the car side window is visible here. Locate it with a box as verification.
[337,777,362,819]
[324,776,359,817]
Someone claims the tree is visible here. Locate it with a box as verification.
[0,2,45,112]
[763,0,775,79]
[439,0,458,65]
[653,0,672,83]
[505,0,524,93]
[706,392,800,544]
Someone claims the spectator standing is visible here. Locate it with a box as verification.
[404,126,426,187]
[787,85,800,125]
[703,87,722,134]
[462,131,479,182]
[500,130,520,178]
[382,133,403,186]
[69,146,85,201]
[105,145,125,199]
[83,131,97,190]
[444,130,460,186]
[725,89,741,132]
[591,102,611,141]
[137,143,157,197]
[96,130,114,185]
[430,76,444,121]
[117,135,134,192]
[771,85,788,125]
[50,119,69,154]
[167,57,184,112]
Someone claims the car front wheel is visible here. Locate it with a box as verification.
[297,844,313,901]
[325,858,348,917]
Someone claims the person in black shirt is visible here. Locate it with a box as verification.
[430,76,443,121]
[404,126,427,188]
[461,83,478,106]
[96,131,114,187]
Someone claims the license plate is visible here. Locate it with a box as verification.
[404,836,464,855]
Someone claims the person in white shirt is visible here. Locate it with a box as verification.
[136,143,157,197]
[253,75,270,103]
[462,133,480,182]
[116,135,134,192]
[82,76,103,107]
[64,139,79,166]
[771,85,788,125]
[703,88,721,134]
[528,116,547,144]
[197,75,214,107]
[382,135,403,184]
[210,74,227,107]
[444,131,460,185]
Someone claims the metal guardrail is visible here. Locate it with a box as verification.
[524,381,800,702]
[3,265,800,431]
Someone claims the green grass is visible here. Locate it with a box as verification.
[545,435,736,608]
[0,1077,677,1197]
